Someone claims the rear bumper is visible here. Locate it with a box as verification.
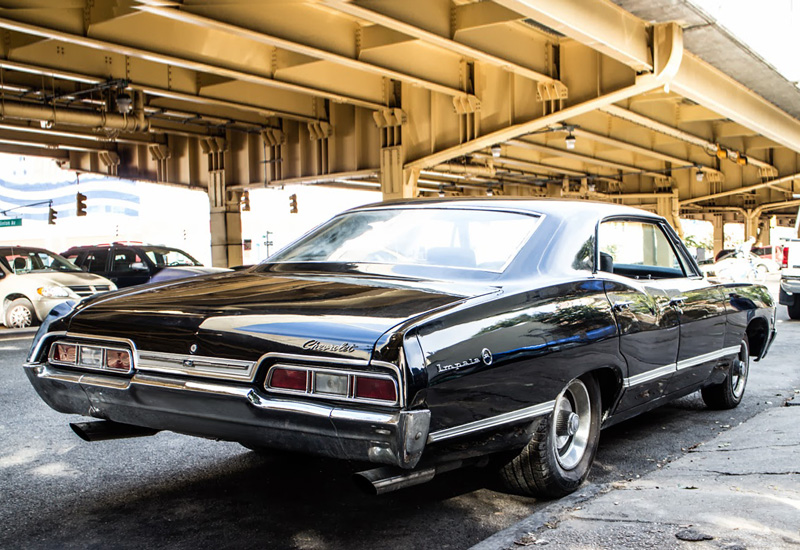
[779,278,800,305]
[23,362,430,469]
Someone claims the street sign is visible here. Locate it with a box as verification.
[0,218,21,227]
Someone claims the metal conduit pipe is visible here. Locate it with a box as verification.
[0,99,149,132]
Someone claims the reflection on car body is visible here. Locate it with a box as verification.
[24,199,776,497]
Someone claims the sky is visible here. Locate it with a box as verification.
[692,0,800,85]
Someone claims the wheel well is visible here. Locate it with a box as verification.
[746,317,770,358]
[3,293,30,310]
[588,367,623,417]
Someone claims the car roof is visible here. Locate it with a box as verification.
[345,197,664,222]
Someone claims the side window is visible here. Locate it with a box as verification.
[598,220,685,279]
[112,248,140,272]
[84,250,109,273]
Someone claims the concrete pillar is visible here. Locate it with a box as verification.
[204,138,243,268]
[744,210,759,243]
[712,214,724,256]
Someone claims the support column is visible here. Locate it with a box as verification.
[203,137,243,268]
[744,209,759,243]
[712,214,724,257]
[375,107,416,200]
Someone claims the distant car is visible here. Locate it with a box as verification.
[701,251,779,282]
[25,200,776,498]
[779,239,800,318]
[752,244,783,263]
[0,246,115,328]
[62,243,229,288]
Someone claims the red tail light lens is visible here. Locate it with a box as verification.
[53,343,78,363]
[270,368,307,391]
[783,246,789,268]
[355,376,397,402]
[105,349,132,371]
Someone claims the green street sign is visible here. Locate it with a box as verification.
[0,218,22,227]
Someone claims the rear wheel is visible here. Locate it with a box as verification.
[701,335,749,409]
[788,300,800,320]
[500,374,601,498]
[4,298,36,328]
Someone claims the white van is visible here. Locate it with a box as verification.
[0,246,116,328]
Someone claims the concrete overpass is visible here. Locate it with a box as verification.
[0,0,799,266]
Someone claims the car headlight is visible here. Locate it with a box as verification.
[37,285,71,298]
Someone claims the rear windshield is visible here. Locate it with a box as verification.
[268,207,539,272]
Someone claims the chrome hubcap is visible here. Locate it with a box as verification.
[8,305,32,328]
[731,340,749,399]
[552,379,592,470]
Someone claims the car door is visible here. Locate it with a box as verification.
[107,247,151,287]
[82,248,110,277]
[598,217,683,412]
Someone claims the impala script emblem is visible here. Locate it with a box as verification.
[437,348,493,373]
[303,340,357,353]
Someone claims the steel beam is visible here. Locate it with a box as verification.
[320,0,560,85]
[492,0,652,72]
[680,172,800,206]
[672,52,800,155]
[0,16,386,111]
[135,4,470,99]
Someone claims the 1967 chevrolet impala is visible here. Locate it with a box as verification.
[24,199,776,497]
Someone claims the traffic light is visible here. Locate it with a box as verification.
[241,190,250,211]
[76,192,87,217]
[48,207,57,225]
[289,193,298,214]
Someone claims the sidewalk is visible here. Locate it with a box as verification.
[472,399,800,550]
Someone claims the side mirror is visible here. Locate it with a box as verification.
[130,262,148,271]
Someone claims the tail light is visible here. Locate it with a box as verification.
[783,246,789,268]
[355,376,398,402]
[266,365,399,405]
[49,340,133,374]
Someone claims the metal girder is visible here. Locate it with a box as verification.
[320,0,561,85]
[570,127,722,178]
[510,138,668,179]
[134,3,471,100]
[493,0,652,72]
[0,16,386,111]
[672,52,800,155]
[600,104,778,174]
[680,172,800,206]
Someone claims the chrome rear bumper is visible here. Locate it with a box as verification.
[23,362,430,469]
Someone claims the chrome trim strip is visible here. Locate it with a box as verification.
[623,364,675,388]
[137,350,256,381]
[624,346,742,388]
[427,400,556,444]
[675,346,740,371]
[27,331,67,363]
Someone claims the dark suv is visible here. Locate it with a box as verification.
[62,243,229,288]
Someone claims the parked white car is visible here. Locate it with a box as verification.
[0,246,116,328]
[700,251,778,282]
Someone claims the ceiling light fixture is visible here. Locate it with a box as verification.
[491,144,502,158]
[695,169,704,182]
[565,133,576,150]
[116,91,133,115]
[486,186,494,197]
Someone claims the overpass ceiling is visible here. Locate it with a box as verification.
[0,0,798,224]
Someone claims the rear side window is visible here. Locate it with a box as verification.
[84,250,109,273]
[598,220,686,279]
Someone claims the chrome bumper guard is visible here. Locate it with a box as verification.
[23,362,430,469]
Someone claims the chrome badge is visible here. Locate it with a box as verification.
[303,340,357,353]
[481,348,493,366]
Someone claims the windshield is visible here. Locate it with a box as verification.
[142,247,201,267]
[1,248,82,273]
[268,207,539,272]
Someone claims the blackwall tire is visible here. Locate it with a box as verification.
[499,374,602,498]
[701,335,749,410]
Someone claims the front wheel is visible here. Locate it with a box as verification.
[5,298,36,328]
[499,374,601,498]
[701,335,749,409]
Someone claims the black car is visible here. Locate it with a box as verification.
[62,242,228,288]
[26,199,776,498]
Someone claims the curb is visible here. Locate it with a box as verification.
[469,483,605,550]
[0,327,38,341]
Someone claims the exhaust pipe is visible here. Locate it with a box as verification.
[70,420,160,442]
[354,461,463,495]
